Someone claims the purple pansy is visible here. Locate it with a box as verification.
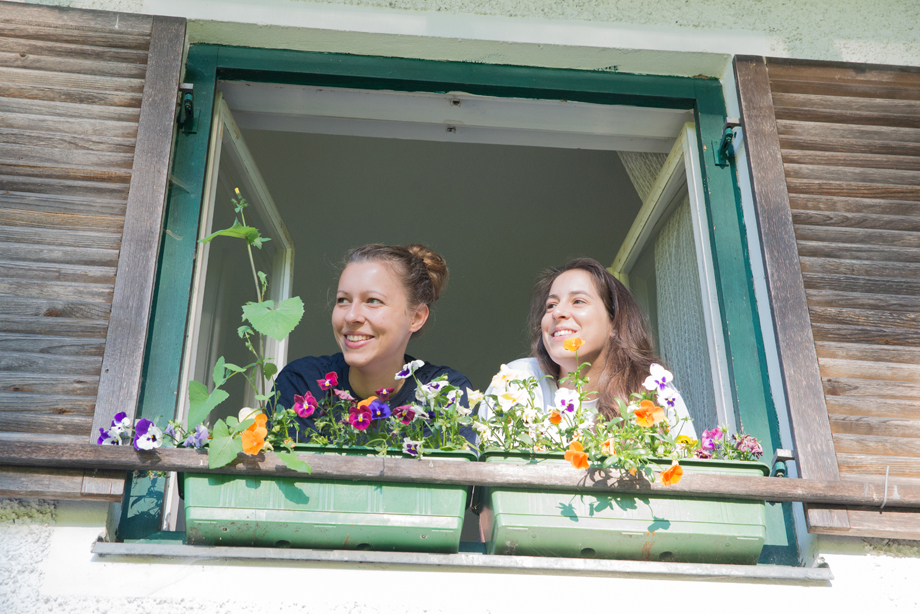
[97,427,121,446]
[133,418,163,450]
[396,360,424,380]
[368,398,391,420]
[317,372,338,390]
[402,438,422,457]
[293,391,318,418]
[375,387,395,402]
[348,407,372,431]
[732,434,764,458]
[182,424,210,448]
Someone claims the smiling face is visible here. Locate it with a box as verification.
[541,269,613,376]
[332,261,428,376]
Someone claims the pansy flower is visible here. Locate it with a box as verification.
[182,424,210,448]
[564,441,589,470]
[133,418,163,451]
[701,427,723,451]
[109,411,132,436]
[368,397,392,420]
[164,422,177,439]
[658,385,680,409]
[402,438,423,457]
[562,337,584,352]
[293,391,318,418]
[634,399,665,428]
[347,406,373,431]
[333,389,356,402]
[466,388,484,407]
[395,360,424,379]
[643,363,673,392]
[375,387,395,402]
[601,438,616,456]
[732,433,764,458]
[242,413,268,455]
[317,372,338,390]
[97,427,121,446]
[549,410,562,425]
[657,461,683,486]
[555,388,578,413]
[415,379,448,403]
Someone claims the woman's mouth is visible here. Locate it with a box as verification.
[344,334,374,349]
[551,328,577,340]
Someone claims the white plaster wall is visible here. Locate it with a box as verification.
[3,497,920,614]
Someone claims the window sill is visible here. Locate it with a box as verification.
[92,540,833,585]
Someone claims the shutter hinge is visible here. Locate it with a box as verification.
[178,83,199,134]
[770,448,795,478]
[712,118,741,167]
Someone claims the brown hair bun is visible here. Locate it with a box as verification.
[405,244,449,301]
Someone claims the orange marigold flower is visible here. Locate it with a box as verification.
[357,396,378,410]
[242,413,268,455]
[601,438,616,456]
[564,441,589,470]
[562,337,584,352]
[549,410,562,425]
[634,399,665,428]
[658,461,683,486]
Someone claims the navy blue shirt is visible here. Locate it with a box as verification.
[270,352,474,444]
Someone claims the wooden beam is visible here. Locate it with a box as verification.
[3,442,920,509]
[734,55,850,533]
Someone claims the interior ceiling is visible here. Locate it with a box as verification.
[220,81,692,153]
[225,83,674,388]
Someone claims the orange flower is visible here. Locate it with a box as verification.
[601,438,616,456]
[634,399,665,428]
[242,412,268,455]
[357,396,378,410]
[658,461,683,486]
[549,410,562,425]
[562,337,584,352]
[564,441,589,470]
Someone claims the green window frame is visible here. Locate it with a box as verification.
[121,45,795,564]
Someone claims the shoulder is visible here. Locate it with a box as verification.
[278,353,346,379]
[506,357,545,379]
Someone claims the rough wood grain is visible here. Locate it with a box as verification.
[819,358,920,383]
[777,120,920,143]
[838,508,920,540]
[790,195,920,216]
[0,351,101,375]
[0,260,116,284]
[785,164,920,188]
[772,92,920,116]
[0,1,153,35]
[800,258,920,281]
[770,79,920,101]
[787,179,920,201]
[797,240,920,263]
[0,372,99,395]
[0,66,145,93]
[803,273,920,297]
[812,323,920,346]
[0,51,147,79]
[0,83,142,108]
[809,306,920,331]
[0,35,148,64]
[0,110,138,137]
[774,106,920,129]
[0,333,105,356]
[0,278,113,303]
[0,207,125,232]
[807,290,920,313]
[0,315,108,338]
[783,151,920,173]
[0,95,140,123]
[0,127,135,152]
[796,225,920,248]
[830,415,920,439]
[0,174,129,199]
[0,225,123,250]
[91,16,185,441]
[736,55,848,531]
[833,433,920,458]
[0,296,111,319]
[827,396,920,419]
[1,144,135,171]
[0,162,131,184]
[0,22,149,50]
[794,210,920,232]
[824,377,920,400]
[815,341,920,364]
[767,61,920,87]
[0,192,128,217]
[779,135,920,157]
[0,466,121,502]
[836,453,920,479]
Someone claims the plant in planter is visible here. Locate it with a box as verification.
[472,339,769,564]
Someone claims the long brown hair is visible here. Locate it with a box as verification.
[530,258,659,420]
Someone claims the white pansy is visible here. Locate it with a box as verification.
[555,388,579,413]
[238,407,258,423]
[396,359,425,380]
[135,424,164,450]
[466,388,485,407]
[643,363,674,392]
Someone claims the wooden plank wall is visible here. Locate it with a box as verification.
[767,59,920,531]
[0,2,154,500]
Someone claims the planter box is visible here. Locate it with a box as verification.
[183,447,474,553]
[480,452,769,564]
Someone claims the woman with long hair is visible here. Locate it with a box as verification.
[482,257,695,437]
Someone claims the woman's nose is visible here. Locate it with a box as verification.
[553,305,570,319]
[345,304,365,323]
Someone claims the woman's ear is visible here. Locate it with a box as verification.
[410,304,430,333]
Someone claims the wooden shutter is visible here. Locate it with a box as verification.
[736,56,920,539]
[0,2,185,500]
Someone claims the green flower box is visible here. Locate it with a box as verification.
[182,447,475,553]
[480,452,769,564]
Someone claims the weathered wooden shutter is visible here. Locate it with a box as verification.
[0,2,185,500]
[736,56,920,539]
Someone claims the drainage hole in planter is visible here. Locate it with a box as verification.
[355,543,371,550]
[275,540,291,548]
[580,548,596,558]
[658,551,675,562]
[220,527,228,533]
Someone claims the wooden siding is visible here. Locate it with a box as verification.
[0,1,184,501]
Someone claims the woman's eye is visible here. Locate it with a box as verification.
[545,303,556,311]
[367,298,383,305]
[336,297,350,305]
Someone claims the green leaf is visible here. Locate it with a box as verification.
[251,236,271,249]
[276,452,312,474]
[212,356,227,388]
[237,325,254,338]
[200,219,263,246]
[188,381,229,427]
[208,420,243,469]
[232,418,255,434]
[223,362,246,373]
[263,361,278,379]
[242,297,304,341]
[254,394,270,401]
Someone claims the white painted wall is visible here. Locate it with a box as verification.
[3,498,920,613]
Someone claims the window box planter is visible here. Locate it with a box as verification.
[182,446,475,553]
[479,451,769,564]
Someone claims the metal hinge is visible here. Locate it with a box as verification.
[712,118,741,167]
[178,83,199,134]
[770,449,795,477]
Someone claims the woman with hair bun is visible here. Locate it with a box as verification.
[482,257,695,438]
[271,244,472,436]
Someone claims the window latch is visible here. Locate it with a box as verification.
[713,118,741,167]
[178,83,199,134]
[770,448,795,478]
